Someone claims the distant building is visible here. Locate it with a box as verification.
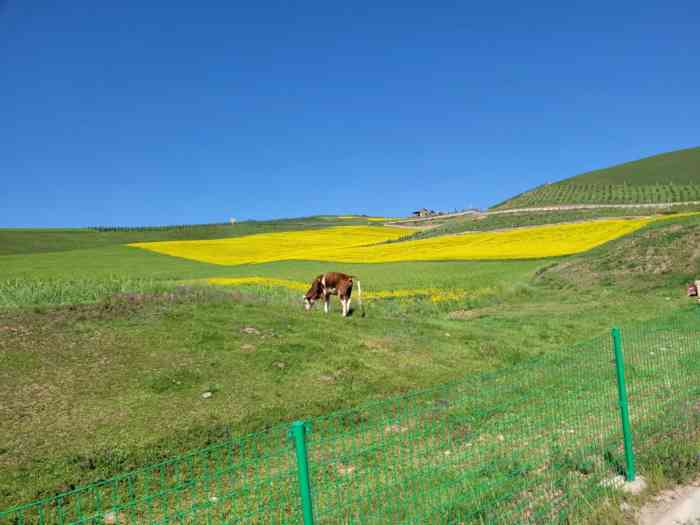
[229,218,237,224]
[412,208,436,217]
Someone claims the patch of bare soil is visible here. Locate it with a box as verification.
[447,302,582,321]
[638,477,700,525]
[362,336,396,352]
[447,309,484,320]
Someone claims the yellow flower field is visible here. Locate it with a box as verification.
[131,226,406,265]
[343,217,653,263]
[131,218,655,265]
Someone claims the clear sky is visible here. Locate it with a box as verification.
[2,2,699,227]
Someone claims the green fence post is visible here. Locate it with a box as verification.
[290,421,315,525]
[612,327,636,481]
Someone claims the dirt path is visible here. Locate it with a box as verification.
[639,478,700,525]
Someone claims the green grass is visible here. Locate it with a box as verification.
[493,146,700,209]
[1,214,700,518]
[1,293,697,522]
[0,237,544,307]
[0,280,692,510]
[553,146,700,186]
[0,216,377,256]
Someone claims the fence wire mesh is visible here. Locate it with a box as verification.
[2,309,699,524]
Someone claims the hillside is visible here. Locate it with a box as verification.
[390,206,700,242]
[537,213,700,289]
[492,146,700,210]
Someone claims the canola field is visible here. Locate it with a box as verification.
[131,218,654,265]
[130,226,406,265]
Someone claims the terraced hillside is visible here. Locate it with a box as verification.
[493,146,700,210]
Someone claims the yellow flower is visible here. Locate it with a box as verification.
[131,226,405,266]
[133,219,656,265]
[207,277,308,291]
[331,218,653,263]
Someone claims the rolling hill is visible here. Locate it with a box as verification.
[492,146,700,210]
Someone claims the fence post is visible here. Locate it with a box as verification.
[612,327,636,481]
[290,421,315,525]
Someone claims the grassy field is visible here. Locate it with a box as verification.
[0,216,382,257]
[1,213,699,517]
[493,146,700,210]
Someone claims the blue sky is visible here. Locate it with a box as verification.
[2,2,699,227]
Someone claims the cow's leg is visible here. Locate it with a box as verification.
[324,294,330,314]
[341,297,348,317]
[346,297,351,315]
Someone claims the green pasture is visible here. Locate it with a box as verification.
[0,241,544,308]
[1,213,699,514]
[553,145,700,187]
[0,216,376,257]
[0,274,690,509]
[4,309,699,524]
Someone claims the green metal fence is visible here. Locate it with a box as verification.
[2,310,699,524]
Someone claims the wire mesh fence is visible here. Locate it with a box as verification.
[2,309,699,524]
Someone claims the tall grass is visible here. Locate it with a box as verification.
[0,277,179,309]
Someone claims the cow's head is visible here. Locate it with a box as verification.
[303,277,323,310]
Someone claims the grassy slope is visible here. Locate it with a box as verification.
[539,213,700,289]
[0,216,374,256]
[2,216,700,508]
[493,146,700,209]
[557,146,700,186]
[0,273,687,508]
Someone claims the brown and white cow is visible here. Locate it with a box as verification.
[303,272,363,317]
